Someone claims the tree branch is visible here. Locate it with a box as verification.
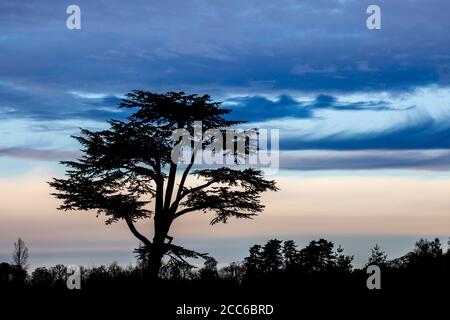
[164,162,177,211]
[154,157,164,214]
[174,207,203,219]
[170,148,199,213]
[124,217,152,247]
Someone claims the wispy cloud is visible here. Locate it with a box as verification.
[0,81,129,121]
[0,147,78,161]
[280,150,450,171]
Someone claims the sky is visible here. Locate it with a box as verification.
[1,0,450,269]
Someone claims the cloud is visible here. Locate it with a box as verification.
[291,65,337,75]
[279,150,450,171]
[0,147,78,161]
[224,95,312,121]
[0,0,448,171]
[0,82,129,121]
[307,94,409,111]
[0,0,448,97]
[280,115,450,150]
[224,93,409,121]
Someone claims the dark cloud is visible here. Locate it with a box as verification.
[225,95,312,121]
[309,95,410,111]
[224,94,408,121]
[0,82,129,121]
[0,0,448,97]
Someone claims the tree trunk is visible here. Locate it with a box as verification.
[147,215,172,280]
[147,242,163,280]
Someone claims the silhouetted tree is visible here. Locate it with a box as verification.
[9,238,29,286]
[199,257,219,280]
[366,244,388,268]
[160,257,196,280]
[261,239,283,273]
[50,264,67,288]
[50,91,278,279]
[334,245,354,272]
[299,239,335,273]
[135,242,149,272]
[220,262,245,283]
[31,267,53,288]
[414,238,442,258]
[12,237,29,271]
[0,263,11,283]
[283,240,299,271]
[108,261,123,279]
[244,244,263,280]
[407,238,443,269]
[86,265,110,286]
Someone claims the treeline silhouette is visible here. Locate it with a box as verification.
[1,237,450,292]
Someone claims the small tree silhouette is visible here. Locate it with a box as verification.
[366,244,388,268]
[334,245,353,272]
[12,237,29,271]
[220,262,245,282]
[244,244,263,280]
[283,240,299,271]
[50,264,67,288]
[199,257,219,280]
[50,91,278,278]
[261,239,283,273]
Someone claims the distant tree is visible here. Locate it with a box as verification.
[299,239,335,273]
[334,245,354,272]
[408,238,443,269]
[0,263,11,283]
[414,238,442,258]
[50,91,278,279]
[220,262,245,282]
[282,240,298,271]
[160,259,189,280]
[199,257,219,280]
[50,264,67,288]
[85,265,110,286]
[31,267,53,288]
[108,261,123,279]
[244,244,263,279]
[12,237,29,271]
[262,239,283,273]
[366,244,388,268]
[135,242,149,272]
[431,239,443,257]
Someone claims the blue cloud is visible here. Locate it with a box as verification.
[281,116,450,150]
[0,0,448,99]
[0,82,129,121]
[280,150,450,171]
[310,94,407,111]
[0,0,449,171]
[224,94,410,121]
[225,95,312,121]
